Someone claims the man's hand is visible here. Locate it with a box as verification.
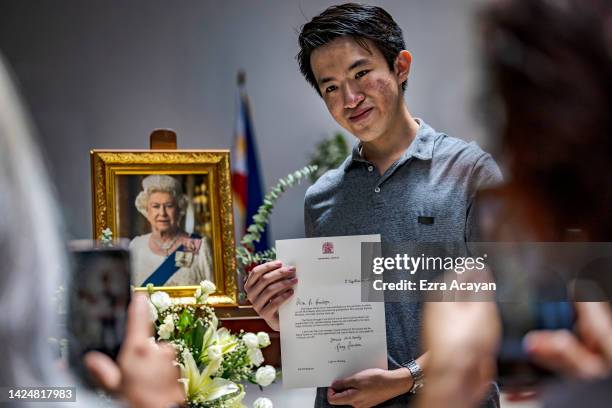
[327,368,412,408]
[524,302,612,379]
[85,294,185,408]
[244,260,298,331]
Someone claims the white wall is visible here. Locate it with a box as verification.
[0,0,488,242]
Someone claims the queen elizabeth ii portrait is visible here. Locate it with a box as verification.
[129,174,213,287]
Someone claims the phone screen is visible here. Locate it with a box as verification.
[66,242,131,387]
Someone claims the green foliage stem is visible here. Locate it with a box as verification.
[236,164,317,270]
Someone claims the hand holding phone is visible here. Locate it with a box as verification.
[67,241,131,388]
[523,302,612,379]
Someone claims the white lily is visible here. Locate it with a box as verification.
[198,323,223,375]
[178,350,240,403]
[201,322,219,353]
[216,327,239,354]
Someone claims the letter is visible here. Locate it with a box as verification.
[410,256,421,275]
[373,279,383,290]
[395,254,403,270]
[454,257,466,274]
[475,256,486,270]
[402,254,410,270]
[372,257,384,274]
[384,256,395,271]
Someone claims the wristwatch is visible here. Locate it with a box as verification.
[402,359,425,394]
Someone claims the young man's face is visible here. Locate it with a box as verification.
[310,37,405,144]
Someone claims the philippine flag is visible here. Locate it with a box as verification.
[231,72,269,252]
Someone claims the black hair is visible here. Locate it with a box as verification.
[297,3,406,96]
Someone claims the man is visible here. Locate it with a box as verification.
[244,3,502,407]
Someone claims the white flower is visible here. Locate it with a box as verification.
[207,344,222,362]
[200,280,216,294]
[147,299,158,322]
[150,291,172,312]
[257,331,271,348]
[195,280,216,303]
[216,328,238,354]
[247,347,264,367]
[157,314,175,340]
[242,332,259,349]
[255,365,276,387]
[253,397,273,408]
[217,327,234,345]
[178,350,238,401]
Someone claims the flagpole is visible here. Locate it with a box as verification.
[237,69,246,93]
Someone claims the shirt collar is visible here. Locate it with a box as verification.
[344,118,436,172]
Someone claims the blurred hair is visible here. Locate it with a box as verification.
[0,55,98,406]
[481,0,612,239]
[297,3,407,96]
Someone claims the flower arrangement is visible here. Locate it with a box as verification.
[148,281,276,408]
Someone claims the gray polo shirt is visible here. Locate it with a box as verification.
[305,119,502,408]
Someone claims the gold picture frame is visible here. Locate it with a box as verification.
[91,149,237,306]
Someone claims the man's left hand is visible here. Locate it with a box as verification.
[327,368,412,408]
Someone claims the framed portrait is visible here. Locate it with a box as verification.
[91,150,237,305]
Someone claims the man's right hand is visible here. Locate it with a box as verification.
[524,302,612,379]
[244,260,298,331]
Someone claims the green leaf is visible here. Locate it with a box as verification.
[191,322,206,361]
[177,308,193,332]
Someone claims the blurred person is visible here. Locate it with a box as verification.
[0,53,184,408]
[244,3,502,407]
[419,0,612,407]
[130,174,213,286]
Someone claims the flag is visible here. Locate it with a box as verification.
[232,75,269,252]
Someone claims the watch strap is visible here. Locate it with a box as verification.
[401,359,424,394]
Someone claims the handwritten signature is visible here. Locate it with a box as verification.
[296,297,331,306]
[329,335,363,352]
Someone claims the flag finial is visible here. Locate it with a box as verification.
[237,70,246,86]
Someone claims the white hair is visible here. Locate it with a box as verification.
[0,55,101,406]
[134,174,188,219]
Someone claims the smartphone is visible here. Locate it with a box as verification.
[497,301,574,389]
[66,240,131,388]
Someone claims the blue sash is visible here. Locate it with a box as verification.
[142,234,201,286]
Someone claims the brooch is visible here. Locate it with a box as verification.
[175,251,194,268]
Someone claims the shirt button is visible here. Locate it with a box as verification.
[374,187,381,193]
[367,165,374,172]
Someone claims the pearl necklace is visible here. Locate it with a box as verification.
[152,234,180,255]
